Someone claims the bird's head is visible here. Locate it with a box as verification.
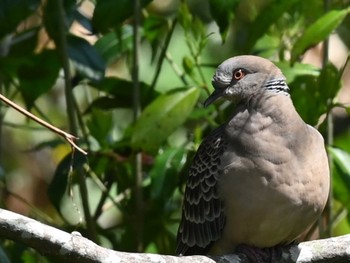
[204,55,286,107]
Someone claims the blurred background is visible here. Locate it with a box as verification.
[0,0,349,261]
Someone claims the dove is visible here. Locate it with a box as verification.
[176,55,330,258]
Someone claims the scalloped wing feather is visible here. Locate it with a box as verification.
[176,126,226,255]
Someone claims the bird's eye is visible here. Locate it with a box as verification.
[233,69,245,80]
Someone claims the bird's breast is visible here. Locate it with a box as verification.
[213,108,329,250]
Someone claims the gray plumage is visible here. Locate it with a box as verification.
[176,55,330,256]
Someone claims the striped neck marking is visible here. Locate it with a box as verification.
[264,79,289,96]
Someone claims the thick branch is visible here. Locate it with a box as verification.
[0,208,349,263]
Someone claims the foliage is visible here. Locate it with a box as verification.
[0,0,349,261]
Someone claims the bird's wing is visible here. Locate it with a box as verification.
[176,125,226,255]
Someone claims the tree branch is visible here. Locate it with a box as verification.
[0,93,87,155]
[0,208,349,263]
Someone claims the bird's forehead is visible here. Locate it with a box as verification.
[216,58,237,73]
[217,56,275,73]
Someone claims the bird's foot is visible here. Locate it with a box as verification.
[235,244,282,263]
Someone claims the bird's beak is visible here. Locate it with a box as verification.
[204,88,225,107]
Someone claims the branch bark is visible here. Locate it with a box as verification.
[0,208,349,263]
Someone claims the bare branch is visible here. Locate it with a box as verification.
[0,93,87,155]
[0,208,349,263]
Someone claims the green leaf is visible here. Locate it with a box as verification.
[89,77,158,109]
[328,147,350,209]
[178,2,205,41]
[0,245,10,263]
[67,35,106,81]
[21,249,43,263]
[90,77,133,97]
[328,147,350,177]
[43,0,77,42]
[18,50,60,109]
[318,62,341,103]
[143,15,169,62]
[48,152,87,215]
[94,26,133,64]
[275,61,320,83]
[182,56,194,76]
[149,147,186,205]
[346,106,350,116]
[291,8,350,63]
[208,0,239,42]
[290,75,319,125]
[290,63,340,125]
[177,2,192,33]
[0,0,41,39]
[8,28,39,57]
[86,108,113,148]
[85,97,121,112]
[92,0,152,33]
[334,131,350,154]
[236,0,301,53]
[132,87,200,153]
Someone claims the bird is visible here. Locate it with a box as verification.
[176,55,330,258]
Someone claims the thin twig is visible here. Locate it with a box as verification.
[165,52,188,85]
[54,0,96,241]
[73,94,91,152]
[0,36,12,169]
[0,93,87,155]
[188,38,210,94]
[132,0,144,252]
[83,165,121,220]
[91,178,114,221]
[150,18,178,90]
[102,188,131,212]
[339,54,350,81]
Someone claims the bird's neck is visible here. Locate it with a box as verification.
[263,78,289,96]
[234,90,302,127]
[239,79,291,112]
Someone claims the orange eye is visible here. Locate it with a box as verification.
[233,69,245,80]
